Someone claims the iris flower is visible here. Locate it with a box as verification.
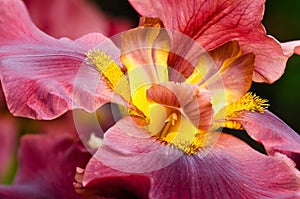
[0,133,91,199]
[1,0,300,198]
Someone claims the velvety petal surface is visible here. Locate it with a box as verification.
[129,0,297,83]
[235,111,300,169]
[23,0,132,39]
[81,117,300,198]
[0,0,122,119]
[0,134,91,199]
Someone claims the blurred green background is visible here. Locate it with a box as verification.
[93,0,300,132]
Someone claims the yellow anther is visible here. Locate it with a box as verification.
[85,49,131,101]
[184,133,206,155]
[225,92,269,119]
[215,92,269,130]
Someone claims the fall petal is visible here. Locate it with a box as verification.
[0,41,112,119]
[235,111,300,169]
[23,0,132,39]
[87,117,184,174]
[129,0,297,83]
[146,134,300,198]
[81,122,300,198]
[76,159,151,199]
[0,134,91,199]
[0,0,121,119]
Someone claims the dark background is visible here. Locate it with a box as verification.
[92,0,300,132]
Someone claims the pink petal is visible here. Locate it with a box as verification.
[281,40,300,57]
[88,117,184,174]
[238,33,289,83]
[235,111,300,169]
[0,0,123,119]
[129,0,297,83]
[0,134,91,199]
[81,118,300,198]
[166,31,207,81]
[199,41,254,105]
[297,46,300,55]
[120,27,170,84]
[23,0,132,39]
[76,159,151,199]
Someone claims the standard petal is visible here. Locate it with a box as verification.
[199,42,254,105]
[81,121,300,198]
[0,134,91,199]
[23,0,132,39]
[121,27,170,85]
[120,27,170,114]
[0,0,122,119]
[185,41,254,114]
[235,111,300,169]
[281,40,300,57]
[129,0,297,83]
[238,33,290,83]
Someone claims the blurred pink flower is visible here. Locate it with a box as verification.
[0,0,124,191]
[0,0,116,120]
[0,134,91,199]
[23,0,133,39]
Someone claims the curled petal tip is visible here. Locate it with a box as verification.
[76,167,85,174]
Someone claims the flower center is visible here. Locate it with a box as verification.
[131,83,212,155]
[85,49,209,154]
[85,47,269,155]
